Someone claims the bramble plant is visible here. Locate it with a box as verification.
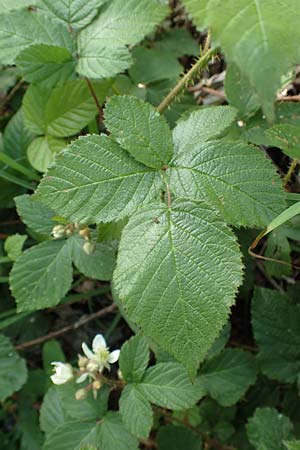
[1,1,300,449]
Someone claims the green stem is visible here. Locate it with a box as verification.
[0,169,34,190]
[0,256,11,264]
[157,47,218,114]
[0,153,39,181]
[283,158,299,188]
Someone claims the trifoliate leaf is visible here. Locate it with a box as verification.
[38,0,107,30]
[252,288,300,383]
[10,240,73,312]
[105,95,174,169]
[15,194,55,236]
[139,362,202,409]
[43,421,98,450]
[181,0,208,30]
[35,134,162,223]
[97,412,139,450]
[247,408,294,450]
[4,233,27,261]
[119,385,153,439]
[77,0,168,79]
[114,199,243,376]
[0,334,27,401]
[69,234,116,281]
[119,334,150,383]
[27,136,66,173]
[196,349,257,406]
[206,0,300,119]
[16,44,76,88]
[0,9,75,65]
[170,108,285,226]
[157,424,202,450]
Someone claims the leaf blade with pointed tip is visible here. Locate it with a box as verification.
[35,134,162,223]
[119,385,153,439]
[114,199,243,375]
[105,96,173,169]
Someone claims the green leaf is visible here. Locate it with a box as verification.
[170,137,285,227]
[172,106,237,151]
[0,9,74,65]
[98,412,139,450]
[155,28,199,57]
[3,109,35,165]
[266,124,300,159]
[196,349,257,406]
[40,387,67,434]
[139,362,203,409]
[205,322,230,361]
[247,408,294,450]
[114,199,243,375]
[119,385,153,439]
[43,421,97,450]
[23,85,52,135]
[105,96,174,169]
[157,424,202,450]
[35,134,161,223]
[4,233,27,261]
[44,79,111,137]
[10,240,73,312]
[69,234,115,281]
[284,442,300,450]
[15,194,55,236]
[181,0,208,30]
[57,382,109,421]
[225,62,260,119]
[206,0,300,119]
[129,46,182,85]
[0,0,37,12]
[0,334,27,401]
[16,44,76,88]
[27,136,66,173]
[252,288,300,383]
[38,0,107,29]
[119,334,150,383]
[77,0,168,79]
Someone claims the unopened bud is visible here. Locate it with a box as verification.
[83,241,95,255]
[92,380,102,390]
[52,225,65,239]
[117,369,123,380]
[75,388,87,400]
[78,355,88,369]
[79,228,90,240]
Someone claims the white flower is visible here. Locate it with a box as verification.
[82,334,120,373]
[50,362,73,385]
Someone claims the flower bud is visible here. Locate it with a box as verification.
[78,354,89,369]
[75,388,87,400]
[79,228,90,240]
[83,241,95,255]
[92,380,102,390]
[52,225,65,239]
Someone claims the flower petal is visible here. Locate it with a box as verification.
[76,373,89,384]
[108,349,120,364]
[82,342,94,359]
[92,334,107,353]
